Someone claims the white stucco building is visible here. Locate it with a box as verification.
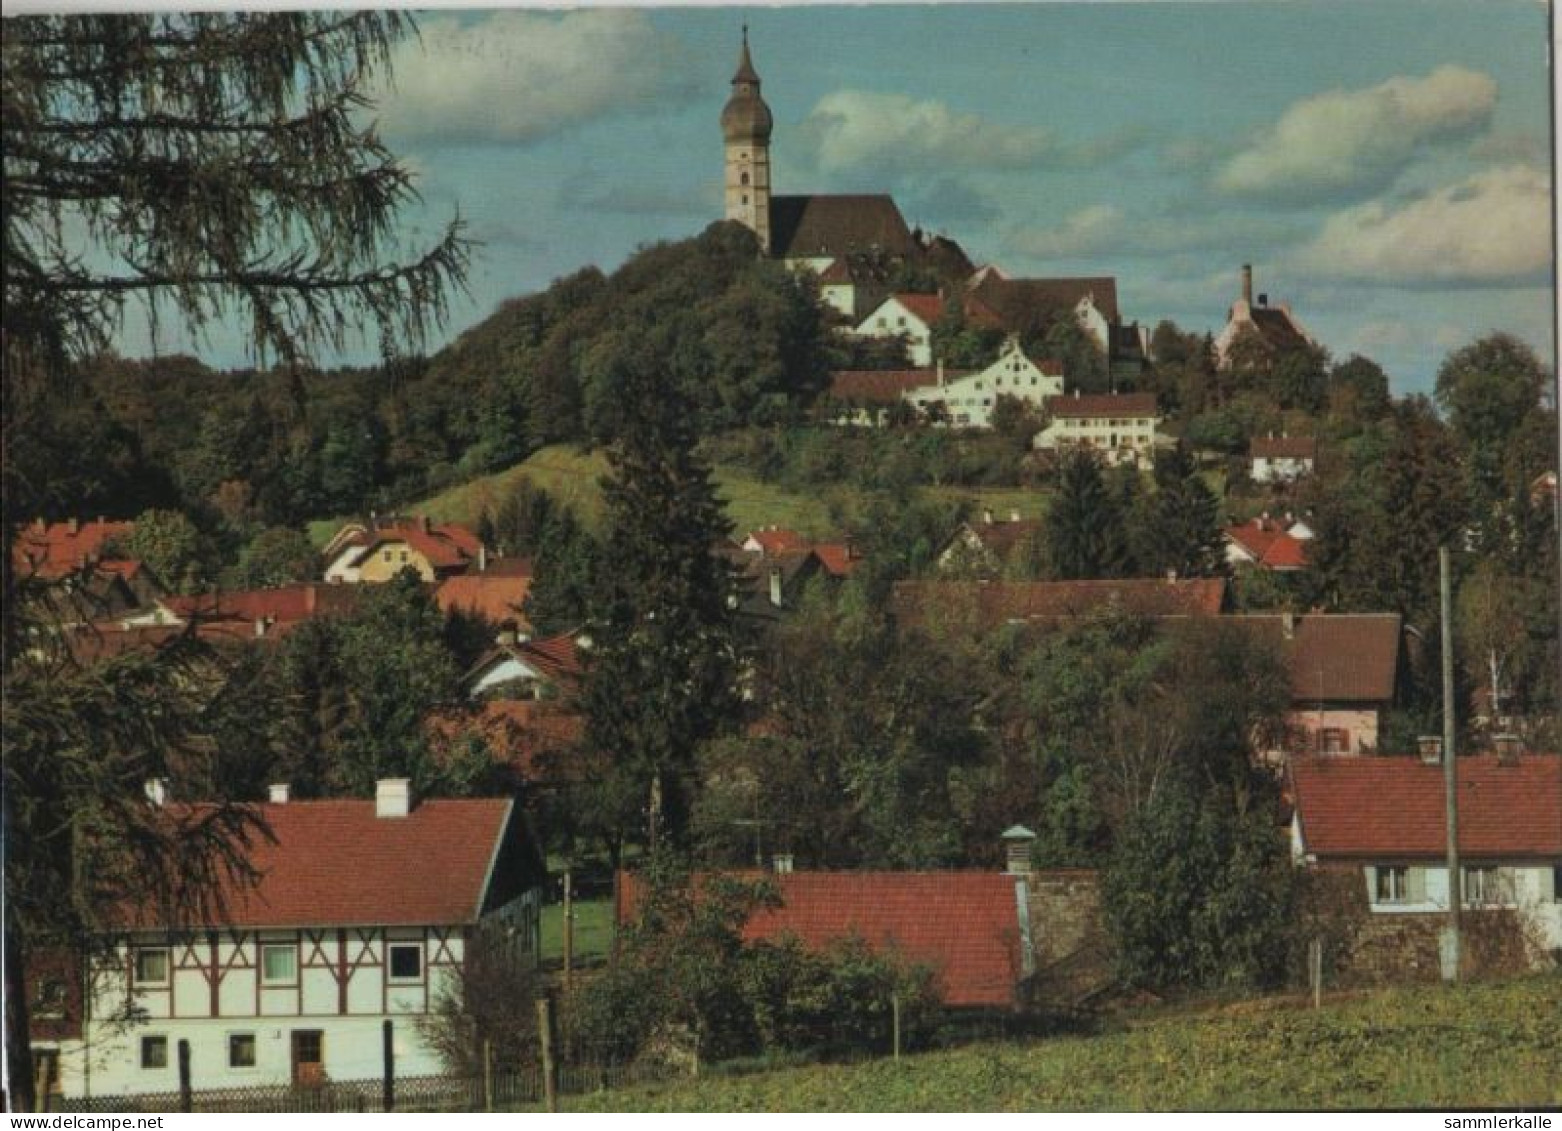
[31,785,545,1099]
[1033,391,1158,468]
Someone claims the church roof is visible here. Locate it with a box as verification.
[721,31,772,143]
[968,275,1121,330]
[1246,306,1311,354]
[770,195,919,260]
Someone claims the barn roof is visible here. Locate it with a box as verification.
[619,870,1025,1007]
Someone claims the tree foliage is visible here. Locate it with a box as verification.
[3,15,472,1106]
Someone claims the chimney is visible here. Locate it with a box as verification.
[1165,569,1178,582]
[376,778,412,819]
[306,584,317,615]
[32,517,45,532]
[982,508,994,526]
[937,358,946,387]
[1493,734,1522,767]
[254,616,267,639]
[1281,610,1295,640]
[67,517,79,535]
[144,779,169,807]
[768,566,783,608]
[1001,825,1036,876]
[268,783,291,804]
[496,622,519,648]
[771,853,794,874]
[1257,293,1269,308]
[1418,736,1443,765]
[1241,264,1253,304]
[419,514,431,533]
[478,544,488,573]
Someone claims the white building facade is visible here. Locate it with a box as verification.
[1033,392,1158,468]
[34,787,544,1099]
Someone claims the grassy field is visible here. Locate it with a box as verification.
[566,975,1562,1111]
[539,898,615,965]
[373,444,1052,543]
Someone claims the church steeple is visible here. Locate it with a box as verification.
[722,26,773,252]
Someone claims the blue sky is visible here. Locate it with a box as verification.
[129,1,1555,395]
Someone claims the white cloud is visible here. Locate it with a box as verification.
[1010,208,1309,263]
[1215,66,1497,201]
[796,90,1056,175]
[1011,205,1123,258]
[1298,165,1551,284]
[375,11,693,144]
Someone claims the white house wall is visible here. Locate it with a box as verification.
[45,926,471,1096]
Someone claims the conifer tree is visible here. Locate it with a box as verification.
[1046,448,1129,580]
[1138,444,1227,580]
[580,352,743,854]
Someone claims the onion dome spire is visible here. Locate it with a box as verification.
[721,26,773,144]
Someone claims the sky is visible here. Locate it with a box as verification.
[123,1,1556,396]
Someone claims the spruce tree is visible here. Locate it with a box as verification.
[1140,443,1227,579]
[581,353,743,853]
[1047,448,1128,580]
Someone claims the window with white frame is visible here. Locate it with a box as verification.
[1374,865,1410,904]
[388,943,422,981]
[1463,866,1505,907]
[261,943,297,985]
[228,1032,257,1069]
[133,947,170,987]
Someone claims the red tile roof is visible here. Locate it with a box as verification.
[892,579,1227,629]
[123,798,518,929]
[162,584,361,628]
[13,520,134,579]
[1251,435,1317,460]
[951,518,1044,559]
[436,572,533,628]
[1291,754,1562,859]
[1224,519,1309,570]
[1045,392,1158,419]
[334,519,484,573]
[811,542,861,578]
[892,293,945,325]
[830,368,972,404]
[1230,614,1401,703]
[620,871,1024,1008]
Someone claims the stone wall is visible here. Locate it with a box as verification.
[1022,869,1113,1007]
[1298,866,1548,987]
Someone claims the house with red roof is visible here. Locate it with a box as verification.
[1033,391,1160,469]
[853,292,948,366]
[464,630,585,701]
[618,864,1034,1010]
[1223,515,1310,573]
[32,781,546,1097]
[434,564,533,632]
[936,511,1045,578]
[322,516,485,585]
[828,338,1063,431]
[1231,613,1404,757]
[891,578,1228,632]
[13,517,135,580]
[1289,750,1562,975]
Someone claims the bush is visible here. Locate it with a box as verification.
[572,859,943,1068]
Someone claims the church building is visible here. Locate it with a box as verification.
[721,31,925,321]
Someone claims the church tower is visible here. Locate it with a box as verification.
[721,28,773,253]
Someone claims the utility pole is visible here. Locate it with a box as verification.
[1440,545,1461,983]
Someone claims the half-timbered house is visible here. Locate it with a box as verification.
[32,781,545,1098]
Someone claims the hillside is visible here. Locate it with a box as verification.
[317,443,1052,545]
[567,976,1562,1111]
